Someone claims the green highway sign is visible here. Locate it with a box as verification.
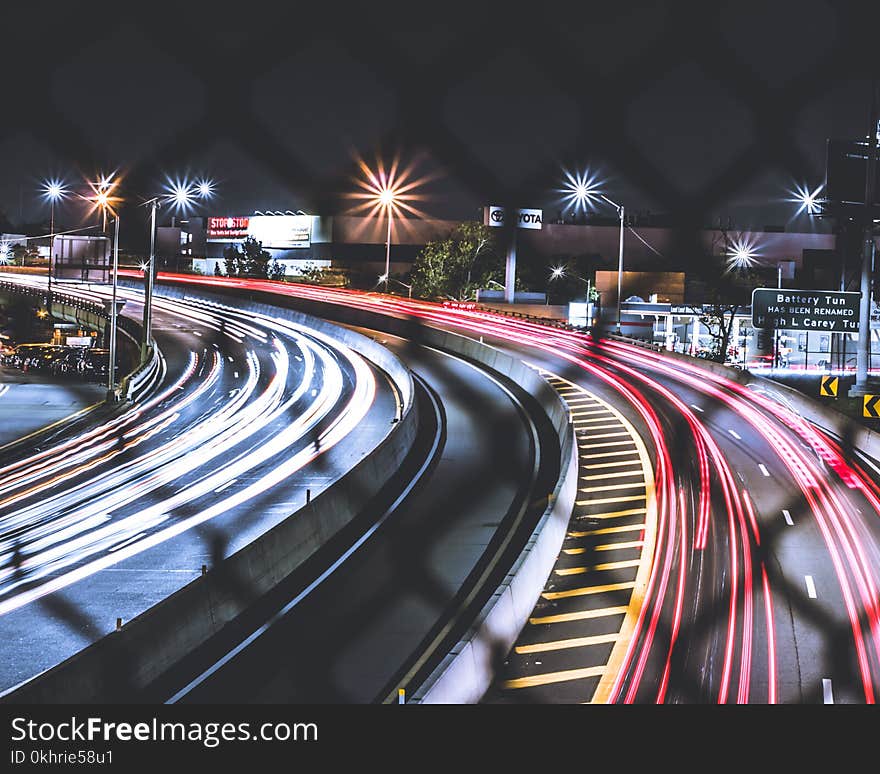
[751,288,861,332]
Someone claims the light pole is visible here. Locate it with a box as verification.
[560,171,624,332]
[550,265,594,325]
[42,180,67,305]
[83,177,122,394]
[109,213,120,394]
[598,194,625,333]
[141,180,214,359]
[851,79,879,396]
[380,190,394,292]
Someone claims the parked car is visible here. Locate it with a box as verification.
[9,343,58,370]
[78,348,116,382]
[32,345,72,372]
[50,347,90,376]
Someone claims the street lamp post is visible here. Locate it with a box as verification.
[550,265,593,326]
[599,194,625,333]
[42,181,67,309]
[560,172,624,333]
[380,191,395,293]
[143,199,158,361]
[140,181,214,360]
[108,213,120,395]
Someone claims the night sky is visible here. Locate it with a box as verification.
[2,1,878,249]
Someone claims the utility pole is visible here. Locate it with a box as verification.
[849,78,879,396]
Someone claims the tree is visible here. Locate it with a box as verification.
[223,244,240,277]
[268,259,286,280]
[240,236,271,278]
[686,259,761,362]
[12,242,38,267]
[221,237,272,278]
[410,221,499,301]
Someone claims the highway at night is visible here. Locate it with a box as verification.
[150,273,880,704]
[2,272,879,704]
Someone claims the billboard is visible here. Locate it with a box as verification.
[207,215,311,248]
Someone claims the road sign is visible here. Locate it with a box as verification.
[864,395,880,418]
[751,288,861,333]
[820,375,839,397]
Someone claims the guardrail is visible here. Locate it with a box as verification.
[117,341,161,402]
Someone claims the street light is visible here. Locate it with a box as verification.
[350,156,429,294]
[83,177,122,394]
[141,179,215,359]
[41,179,68,303]
[549,264,595,324]
[560,170,625,332]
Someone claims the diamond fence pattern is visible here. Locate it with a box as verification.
[1,2,879,703]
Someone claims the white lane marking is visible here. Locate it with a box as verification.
[759,464,771,477]
[783,509,794,526]
[822,678,834,704]
[805,575,817,599]
[691,404,704,413]
[729,429,742,440]
[213,479,237,494]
